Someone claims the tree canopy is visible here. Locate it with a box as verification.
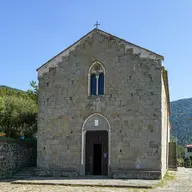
[171,98,192,146]
[0,82,38,138]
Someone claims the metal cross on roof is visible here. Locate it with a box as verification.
[94,21,100,29]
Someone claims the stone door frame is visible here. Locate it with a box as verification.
[80,113,111,175]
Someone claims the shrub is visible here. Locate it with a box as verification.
[177,158,184,167]
[184,157,192,168]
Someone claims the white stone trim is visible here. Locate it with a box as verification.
[88,61,106,75]
[81,130,86,164]
[87,74,90,96]
[81,113,111,175]
[96,75,99,95]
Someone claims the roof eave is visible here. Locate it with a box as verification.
[97,29,164,60]
[36,28,96,71]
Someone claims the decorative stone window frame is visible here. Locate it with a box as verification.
[88,61,105,96]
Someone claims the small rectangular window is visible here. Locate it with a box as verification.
[187,148,192,152]
[90,74,97,95]
[94,120,99,126]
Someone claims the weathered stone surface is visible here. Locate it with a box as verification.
[0,141,36,179]
[36,29,170,179]
[35,168,78,177]
[110,169,161,179]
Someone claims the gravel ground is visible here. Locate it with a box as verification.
[0,182,148,192]
[152,167,192,192]
[1,168,192,192]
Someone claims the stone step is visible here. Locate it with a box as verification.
[14,173,33,176]
[13,167,35,178]
[11,177,160,188]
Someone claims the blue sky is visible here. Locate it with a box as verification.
[0,0,191,101]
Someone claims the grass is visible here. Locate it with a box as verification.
[152,170,176,189]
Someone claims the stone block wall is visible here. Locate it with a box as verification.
[161,73,169,177]
[168,142,177,170]
[0,140,37,179]
[37,30,164,179]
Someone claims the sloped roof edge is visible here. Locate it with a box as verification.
[98,29,164,60]
[36,28,164,71]
[162,66,171,116]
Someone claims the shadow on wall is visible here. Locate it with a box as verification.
[0,138,37,179]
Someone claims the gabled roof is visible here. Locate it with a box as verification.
[36,28,164,73]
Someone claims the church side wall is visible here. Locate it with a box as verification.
[36,31,163,178]
[161,73,169,178]
[108,58,162,179]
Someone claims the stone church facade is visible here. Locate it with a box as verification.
[36,28,171,179]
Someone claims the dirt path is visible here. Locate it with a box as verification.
[152,167,192,192]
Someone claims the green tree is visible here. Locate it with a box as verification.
[184,157,191,168]
[27,80,38,103]
[170,98,192,146]
[0,95,37,138]
[177,158,184,167]
[0,82,39,138]
[171,135,177,142]
[177,145,185,159]
[0,97,5,112]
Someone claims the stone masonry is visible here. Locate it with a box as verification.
[36,28,170,179]
[0,140,36,179]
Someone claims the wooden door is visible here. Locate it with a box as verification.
[85,131,108,175]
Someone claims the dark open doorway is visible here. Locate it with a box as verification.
[93,144,102,175]
[85,131,108,175]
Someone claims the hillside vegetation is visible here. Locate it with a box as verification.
[0,84,37,138]
[171,98,192,146]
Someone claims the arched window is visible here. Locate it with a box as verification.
[88,62,105,96]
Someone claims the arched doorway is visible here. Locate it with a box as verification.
[81,113,111,176]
